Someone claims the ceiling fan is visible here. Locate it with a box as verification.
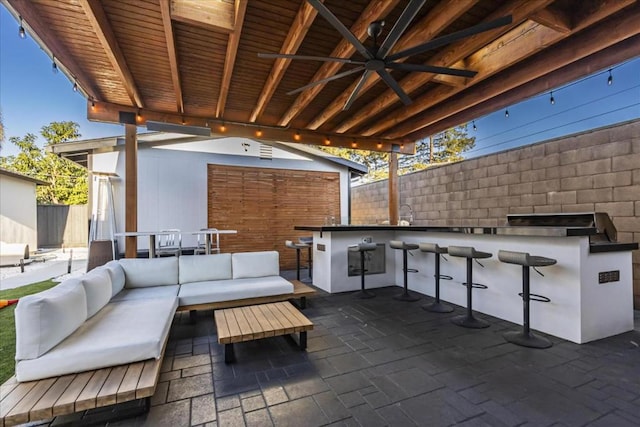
[258,0,512,110]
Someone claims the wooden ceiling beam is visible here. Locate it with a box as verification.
[332,0,554,134]
[249,1,320,123]
[305,0,478,131]
[379,0,637,138]
[5,0,102,101]
[86,100,415,154]
[529,6,572,33]
[276,0,401,127]
[410,34,640,140]
[216,0,248,119]
[170,0,235,32]
[80,0,143,108]
[159,0,184,114]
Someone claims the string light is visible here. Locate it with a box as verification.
[73,81,78,92]
[91,99,96,110]
[377,142,383,149]
[504,109,509,118]
[52,58,58,74]
[294,131,301,141]
[351,141,357,148]
[472,120,477,131]
[607,69,613,86]
[255,129,263,137]
[181,117,186,125]
[324,137,331,145]
[219,122,226,132]
[136,109,142,120]
[549,91,555,105]
[18,17,26,39]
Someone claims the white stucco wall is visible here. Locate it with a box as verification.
[90,138,352,250]
[0,174,38,249]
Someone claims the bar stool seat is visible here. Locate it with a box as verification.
[419,243,453,313]
[349,242,378,298]
[498,250,556,349]
[285,240,310,281]
[389,240,421,302]
[448,246,492,329]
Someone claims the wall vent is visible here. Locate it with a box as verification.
[259,144,272,160]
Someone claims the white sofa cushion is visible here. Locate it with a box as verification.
[232,251,279,279]
[179,254,232,284]
[177,276,293,306]
[15,279,88,360]
[119,257,179,288]
[15,296,178,382]
[81,267,112,318]
[111,285,180,302]
[104,260,126,297]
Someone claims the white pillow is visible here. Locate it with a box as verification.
[119,257,179,288]
[179,254,232,283]
[82,268,113,318]
[104,260,125,297]
[15,279,88,360]
[232,251,279,279]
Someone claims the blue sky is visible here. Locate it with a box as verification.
[1,6,638,159]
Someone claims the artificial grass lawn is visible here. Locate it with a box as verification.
[0,280,58,384]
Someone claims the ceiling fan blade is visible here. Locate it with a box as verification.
[386,62,477,78]
[387,15,513,61]
[258,53,364,65]
[287,66,365,95]
[307,0,374,60]
[377,0,426,58]
[343,70,374,111]
[376,69,412,106]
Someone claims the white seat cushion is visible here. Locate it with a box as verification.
[111,285,180,302]
[81,267,113,318]
[15,296,178,382]
[119,257,179,288]
[178,276,293,306]
[232,251,279,279]
[179,253,232,284]
[15,279,88,360]
[104,260,126,297]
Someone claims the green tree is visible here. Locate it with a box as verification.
[321,124,475,182]
[0,122,87,204]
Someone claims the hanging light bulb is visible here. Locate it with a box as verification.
[607,69,613,86]
[550,91,555,105]
[377,142,383,149]
[73,81,78,92]
[505,109,509,118]
[136,109,142,121]
[472,120,477,131]
[255,129,263,137]
[52,58,58,74]
[351,141,357,148]
[91,99,96,110]
[220,122,226,132]
[18,17,26,39]
[324,137,331,146]
[294,131,301,141]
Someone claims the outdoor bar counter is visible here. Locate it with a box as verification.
[295,218,637,344]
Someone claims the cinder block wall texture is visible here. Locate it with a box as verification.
[351,119,640,307]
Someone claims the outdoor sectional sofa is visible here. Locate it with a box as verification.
[1,251,314,426]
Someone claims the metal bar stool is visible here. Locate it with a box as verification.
[448,246,492,328]
[299,236,313,281]
[285,240,311,281]
[498,250,556,349]
[419,243,453,313]
[389,240,421,302]
[348,242,378,299]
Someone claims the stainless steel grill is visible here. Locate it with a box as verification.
[506,212,617,244]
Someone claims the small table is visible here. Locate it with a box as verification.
[214,302,314,363]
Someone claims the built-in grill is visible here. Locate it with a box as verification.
[506,212,617,244]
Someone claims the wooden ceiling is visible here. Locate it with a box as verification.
[4,0,640,153]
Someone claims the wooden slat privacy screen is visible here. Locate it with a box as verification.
[208,165,340,270]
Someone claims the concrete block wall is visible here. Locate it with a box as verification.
[351,119,640,307]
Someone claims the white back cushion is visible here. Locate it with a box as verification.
[82,268,113,318]
[15,279,88,360]
[179,254,232,284]
[119,257,179,288]
[232,251,279,279]
[104,260,126,297]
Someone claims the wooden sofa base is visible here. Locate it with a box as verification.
[0,280,317,426]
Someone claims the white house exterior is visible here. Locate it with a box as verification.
[0,168,48,251]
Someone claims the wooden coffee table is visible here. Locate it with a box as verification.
[214,301,314,363]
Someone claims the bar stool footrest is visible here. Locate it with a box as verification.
[503,330,552,349]
[518,292,550,303]
[437,274,453,280]
[462,282,488,290]
[422,301,454,313]
[405,268,419,273]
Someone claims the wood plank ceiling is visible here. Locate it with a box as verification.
[4,0,640,153]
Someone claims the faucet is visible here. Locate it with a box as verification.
[399,204,413,225]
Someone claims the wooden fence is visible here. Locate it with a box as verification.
[37,205,88,248]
